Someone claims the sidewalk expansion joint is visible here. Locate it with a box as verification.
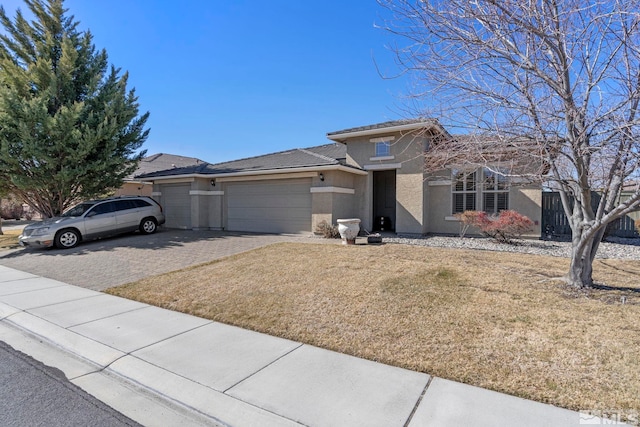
[223,342,304,394]
[22,293,103,312]
[121,320,214,354]
[0,283,67,296]
[73,360,231,427]
[403,375,432,427]
[57,305,150,329]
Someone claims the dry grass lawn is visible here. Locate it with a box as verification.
[0,229,20,249]
[108,242,640,413]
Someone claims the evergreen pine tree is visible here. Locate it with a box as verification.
[0,0,149,217]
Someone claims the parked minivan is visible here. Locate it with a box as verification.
[19,196,166,249]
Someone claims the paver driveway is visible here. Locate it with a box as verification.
[0,229,319,291]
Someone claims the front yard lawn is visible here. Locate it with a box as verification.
[107,242,640,413]
[0,229,21,250]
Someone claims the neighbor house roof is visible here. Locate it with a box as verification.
[326,118,449,142]
[128,153,206,180]
[138,143,363,179]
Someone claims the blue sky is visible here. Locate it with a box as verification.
[3,0,413,163]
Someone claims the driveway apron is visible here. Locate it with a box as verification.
[0,230,314,291]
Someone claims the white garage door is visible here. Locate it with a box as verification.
[161,184,191,229]
[226,179,312,233]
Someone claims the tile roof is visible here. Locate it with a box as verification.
[138,143,350,178]
[129,153,206,179]
[326,118,439,138]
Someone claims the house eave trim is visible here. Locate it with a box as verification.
[143,165,367,181]
[327,121,442,142]
[364,163,402,171]
[310,186,355,194]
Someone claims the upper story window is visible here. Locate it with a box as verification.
[375,141,391,157]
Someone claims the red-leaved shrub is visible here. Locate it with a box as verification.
[456,210,534,243]
[455,210,484,237]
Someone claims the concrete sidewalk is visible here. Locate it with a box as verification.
[0,265,614,426]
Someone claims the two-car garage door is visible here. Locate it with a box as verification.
[226,179,312,234]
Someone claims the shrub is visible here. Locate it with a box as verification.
[454,210,484,237]
[456,210,534,243]
[315,220,340,239]
[0,197,24,220]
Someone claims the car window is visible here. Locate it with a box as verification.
[88,201,115,215]
[61,203,95,217]
[133,199,152,208]
[114,200,137,211]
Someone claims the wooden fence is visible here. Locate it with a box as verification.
[541,192,639,239]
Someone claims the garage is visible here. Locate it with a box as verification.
[160,184,191,229]
[226,179,312,233]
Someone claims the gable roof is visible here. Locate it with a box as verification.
[138,143,357,179]
[129,153,206,179]
[326,118,449,142]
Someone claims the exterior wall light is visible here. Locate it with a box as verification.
[210,179,216,186]
[319,173,324,181]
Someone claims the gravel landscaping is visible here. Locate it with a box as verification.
[385,234,640,260]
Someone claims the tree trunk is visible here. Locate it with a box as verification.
[568,251,593,288]
[0,216,3,235]
[567,227,602,288]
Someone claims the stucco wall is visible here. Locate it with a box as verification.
[188,178,223,230]
[343,131,429,234]
[396,172,425,234]
[427,174,543,238]
[113,182,152,197]
[428,181,460,235]
[311,170,358,232]
[510,185,542,237]
[345,133,425,169]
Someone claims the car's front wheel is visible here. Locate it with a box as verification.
[55,229,80,249]
[139,218,158,234]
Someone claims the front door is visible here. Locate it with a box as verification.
[373,170,396,231]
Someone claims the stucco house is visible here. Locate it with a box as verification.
[139,119,542,237]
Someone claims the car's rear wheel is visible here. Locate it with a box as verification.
[55,229,80,249]
[139,218,158,234]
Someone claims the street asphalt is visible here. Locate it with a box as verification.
[0,340,140,427]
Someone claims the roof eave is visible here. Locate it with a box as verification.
[326,120,449,143]
[143,164,368,181]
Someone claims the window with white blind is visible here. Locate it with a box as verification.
[451,169,477,213]
[482,168,509,214]
[451,168,509,214]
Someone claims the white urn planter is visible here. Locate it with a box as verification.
[337,218,361,245]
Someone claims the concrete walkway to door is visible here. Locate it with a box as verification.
[0,229,321,291]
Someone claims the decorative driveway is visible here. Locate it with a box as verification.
[0,229,322,291]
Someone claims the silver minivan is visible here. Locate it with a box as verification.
[19,196,166,249]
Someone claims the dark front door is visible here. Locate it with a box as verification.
[373,170,396,231]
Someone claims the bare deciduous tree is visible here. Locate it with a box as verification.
[379,0,640,288]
